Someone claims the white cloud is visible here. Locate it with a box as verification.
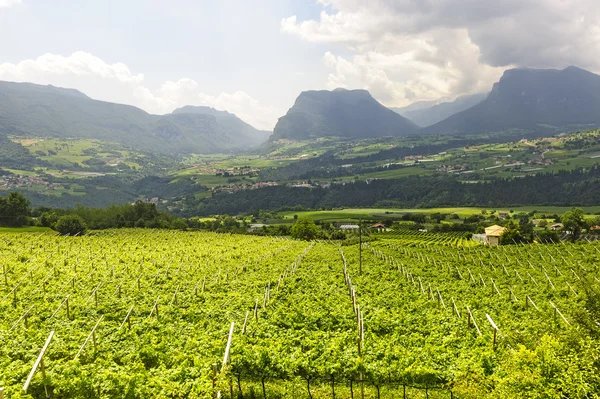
[0,51,278,130]
[282,0,600,107]
[208,91,279,133]
[319,30,505,107]
[0,0,21,8]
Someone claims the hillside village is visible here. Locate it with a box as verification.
[0,173,63,191]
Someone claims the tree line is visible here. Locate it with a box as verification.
[183,166,600,216]
[0,192,186,234]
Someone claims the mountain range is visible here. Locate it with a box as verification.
[425,66,600,134]
[392,93,487,127]
[272,66,600,141]
[1,66,600,155]
[391,100,439,115]
[0,81,268,154]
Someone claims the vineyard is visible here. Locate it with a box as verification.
[1,230,599,398]
[372,230,477,248]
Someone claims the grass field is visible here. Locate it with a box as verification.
[0,226,52,233]
[280,206,600,222]
[17,138,143,170]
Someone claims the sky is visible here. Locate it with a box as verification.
[1,0,599,130]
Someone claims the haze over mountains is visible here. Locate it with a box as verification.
[1,66,600,155]
[172,106,272,143]
[0,81,268,154]
[425,66,600,134]
[392,93,487,127]
[274,66,600,140]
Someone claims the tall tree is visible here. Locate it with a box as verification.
[562,208,586,240]
[0,192,30,227]
[290,217,319,241]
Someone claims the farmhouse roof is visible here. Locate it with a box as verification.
[485,225,507,237]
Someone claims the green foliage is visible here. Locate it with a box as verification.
[0,81,267,154]
[535,229,560,243]
[494,336,600,398]
[0,231,599,397]
[500,229,530,245]
[562,208,586,239]
[518,214,534,235]
[0,134,46,169]
[39,211,60,227]
[35,200,175,230]
[189,166,600,216]
[170,218,188,230]
[54,214,87,235]
[290,217,319,240]
[0,192,31,227]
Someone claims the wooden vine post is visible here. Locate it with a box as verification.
[212,363,218,397]
[428,283,432,300]
[356,308,365,399]
[253,298,258,321]
[23,330,55,397]
[451,298,461,318]
[74,315,104,359]
[85,282,103,308]
[224,322,235,398]
[119,305,134,331]
[50,294,71,320]
[526,295,540,311]
[9,305,34,331]
[490,279,501,297]
[549,301,570,327]
[242,310,249,334]
[566,282,577,297]
[466,306,481,335]
[509,289,519,303]
[486,314,499,351]
[262,285,268,309]
[437,289,446,309]
[217,322,235,399]
[66,296,71,319]
[359,219,362,275]
[150,297,160,320]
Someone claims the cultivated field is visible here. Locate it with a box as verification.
[0,230,599,398]
[279,206,600,222]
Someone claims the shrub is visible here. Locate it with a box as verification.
[290,217,319,240]
[171,219,188,230]
[536,229,560,244]
[54,215,87,236]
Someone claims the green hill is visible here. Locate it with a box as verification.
[0,81,268,154]
[172,105,271,143]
